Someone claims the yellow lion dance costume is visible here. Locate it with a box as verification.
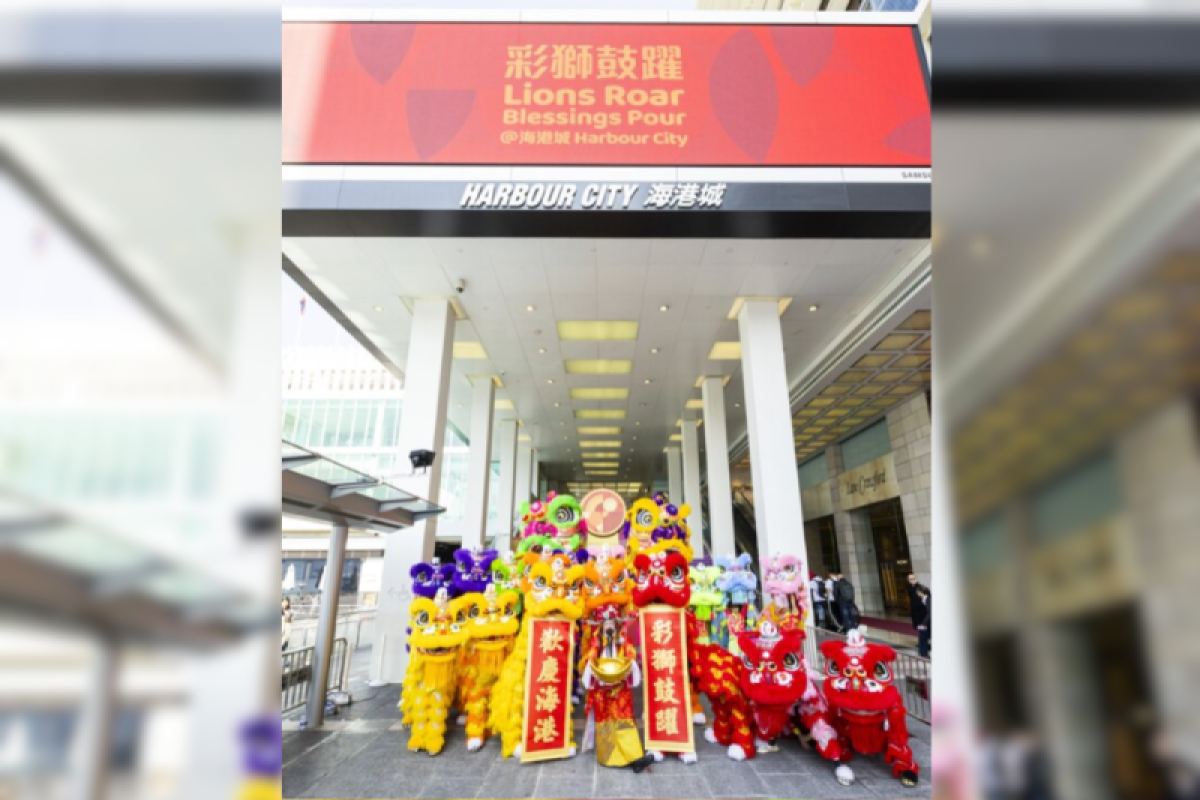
[489,552,586,758]
[400,589,469,755]
[456,584,520,752]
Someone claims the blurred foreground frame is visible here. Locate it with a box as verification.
[0,9,281,800]
[937,7,1200,800]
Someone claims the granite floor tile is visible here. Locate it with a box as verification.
[746,743,824,775]
[757,772,882,800]
[536,775,596,799]
[647,774,713,799]
[419,776,488,798]
[477,762,540,798]
[539,752,597,778]
[858,777,930,799]
[593,767,653,799]
[283,730,335,766]
[698,760,770,798]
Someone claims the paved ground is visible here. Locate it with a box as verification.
[283,648,931,799]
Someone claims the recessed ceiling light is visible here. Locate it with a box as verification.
[538,348,547,354]
[565,359,633,375]
[526,305,536,312]
[374,305,383,312]
[735,403,741,408]
[659,304,669,312]
[651,348,660,354]
[708,342,742,360]
[558,320,639,341]
[571,387,629,400]
[554,402,561,407]
[643,379,652,385]
[547,379,555,384]
[635,421,641,426]
[809,304,819,312]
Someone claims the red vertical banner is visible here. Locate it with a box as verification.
[639,606,694,753]
[521,616,576,762]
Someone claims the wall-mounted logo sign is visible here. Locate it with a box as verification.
[459,181,726,210]
[839,453,900,511]
[283,22,929,166]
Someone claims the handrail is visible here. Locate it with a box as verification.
[281,637,350,715]
[802,625,930,725]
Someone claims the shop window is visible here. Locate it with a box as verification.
[798,452,830,490]
[1031,451,1122,544]
[840,418,892,471]
[962,513,1009,576]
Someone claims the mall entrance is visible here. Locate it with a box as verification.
[865,498,913,615]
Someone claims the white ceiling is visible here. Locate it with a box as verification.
[283,235,926,484]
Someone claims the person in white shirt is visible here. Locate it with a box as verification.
[809,573,827,629]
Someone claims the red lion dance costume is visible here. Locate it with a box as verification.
[818,628,919,787]
[736,621,833,755]
[631,542,755,763]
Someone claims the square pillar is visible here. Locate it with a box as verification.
[702,377,736,558]
[737,299,808,569]
[307,524,348,726]
[371,298,454,685]
[464,377,496,549]
[666,446,683,507]
[516,445,533,508]
[680,421,704,550]
[494,419,519,552]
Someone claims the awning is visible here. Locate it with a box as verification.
[0,492,271,649]
[281,441,445,533]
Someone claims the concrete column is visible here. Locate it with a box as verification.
[464,378,495,549]
[516,445,533,508]
[666,447,683,506]
[531,455,541,501]
[371,298,454,684]
[680,422,704,550]
[307,524,348,727]
[737,299,808,567]
[494,419,519,552]
[702,377,736,558]
[71,637,118,800]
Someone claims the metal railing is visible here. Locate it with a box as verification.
[281,637,350,714]
[802,625,931,725]
[284,609,376,652]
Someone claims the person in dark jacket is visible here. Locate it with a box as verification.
[833,573,859,629]
[914,585,931,658]
[906,573,929,628]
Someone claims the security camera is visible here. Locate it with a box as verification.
[456,279,466,294]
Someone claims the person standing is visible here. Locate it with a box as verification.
[281,597,294,652]
[834,573,859,630]
[907,572,929,630]
[809,573,827,629]
[914,585,931,658]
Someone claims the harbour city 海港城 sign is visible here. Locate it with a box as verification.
[460,182,726,210]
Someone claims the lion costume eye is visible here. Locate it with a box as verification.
[534,575,548,589]
[783,653,800,671]
[468,604,481,619]
[669,565,685,583]
[874,663,892,682]
[826,660,840,677]
[548,495,582,531]
[415,610,430,626]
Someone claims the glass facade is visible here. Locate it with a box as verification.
[798,452,830,490]
[1031,451,1121,544]
[840,418,892,471]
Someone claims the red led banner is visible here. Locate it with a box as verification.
[521,617,576,763]
[639,606,694,753]
[283,22,929,166]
